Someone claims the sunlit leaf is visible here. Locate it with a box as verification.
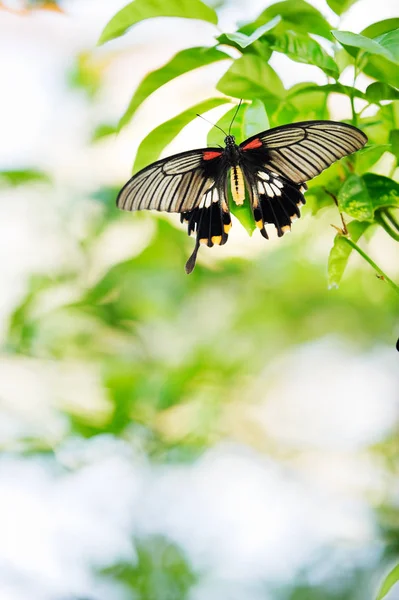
[376,563,399,600]
[0,169,51,186]
[248,0,333,40]
[98,0,218,45]
[328,220,372,288]
[118,46,230,130]
[338,173,399,220]
[287,82,366,100]
[91,123,118,142]
[389,129,399,160]
[334,21,399,87]
[243,99,269,137]
[332,30,399,63]
[365,82,399,103]
[263,30,339,78]
[224,16,281,48]
[133,98,228,173]
[327,0,360,16]
[216,53,284,103]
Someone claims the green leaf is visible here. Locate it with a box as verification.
[338,174,399,220]
[0,169,51,187]
[91,123,118,142]
[375,29,399,63]
[360,20,399,88]
[328,220,371,288]
[224,16,281,48]
[248,0,333,41]
[376,563,399,600]
[366,82,399,103]
[132,97,228,173]
[287,82,366,100]
[332,30,399,64]
[243,99,269,137]
[263,30,339,78]
[118,46,229,130]
[327,0,360,16]
[216,53,285,103]
[389,129,399,160]
[98,0,218,45]
[206,104,245,147]
[363,174,399,212]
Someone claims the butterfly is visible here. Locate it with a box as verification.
[116,118,367,273]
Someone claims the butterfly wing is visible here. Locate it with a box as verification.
[116,148,232,273]
[239,120,367,236]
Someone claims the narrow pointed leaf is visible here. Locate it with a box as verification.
[224,16,281,48]
[376,563,399,600]
[328,220,371,288]
[118,46,230,130]
[0,169,51,186]
[132,98,228,173]
[98,0,218,45]
[332,30,398,63]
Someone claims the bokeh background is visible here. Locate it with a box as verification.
[0,1,398,599]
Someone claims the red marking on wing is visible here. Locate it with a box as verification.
[203,150,222,161]
[242,138,262,151]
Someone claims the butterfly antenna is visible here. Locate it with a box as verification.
[228,99,243,135]
[196,113,227,137]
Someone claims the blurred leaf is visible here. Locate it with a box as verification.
[243,99,269,137]
[356,144,391,174]
[327,0,360,16]
[224,16,281,48]
[217,53,284,103]
[328,220,371,288]
[389,129,399,160]
[375,29,399,63]
[118,46,230,130]
[338,174,399,220]
[69,52,104,98]
[263,31,339,78]
[132,97,228,173]
[98,0,218,45]
[206,104,245,147]
[361,18,399,40]
[217,33,272,61]
[91,123,118,141]
[0,169,50,186]
[101,536,197,598]
[287,82,366,100]
[376,563,399,600]
[366,82,399,103]
[248,0,333,41]
[332,30,399,64]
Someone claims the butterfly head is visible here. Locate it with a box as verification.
[224,135,236,146]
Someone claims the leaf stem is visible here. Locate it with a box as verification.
[340,236,399,295]
[375,210,399,241]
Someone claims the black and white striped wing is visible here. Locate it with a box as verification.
[240,120,367,184]
[116,148,223,214]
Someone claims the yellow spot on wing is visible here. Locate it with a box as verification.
[211,235,222,245]
[224,222,232,233]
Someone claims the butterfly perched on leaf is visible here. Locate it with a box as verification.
[117,115,367,273]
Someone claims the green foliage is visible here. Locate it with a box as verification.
[0,169,50,186]
[86,0,399,291]
[118,46,229,130]
[98,0,218,45]
[133,98,228,173]
[376,563,399,600]
[328,221,371,288]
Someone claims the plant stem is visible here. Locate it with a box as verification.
[340,236,399,295]
[375,211,399,241]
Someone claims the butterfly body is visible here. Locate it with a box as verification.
[117,120,367,273]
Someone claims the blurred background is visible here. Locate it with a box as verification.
[0,1,398,599]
